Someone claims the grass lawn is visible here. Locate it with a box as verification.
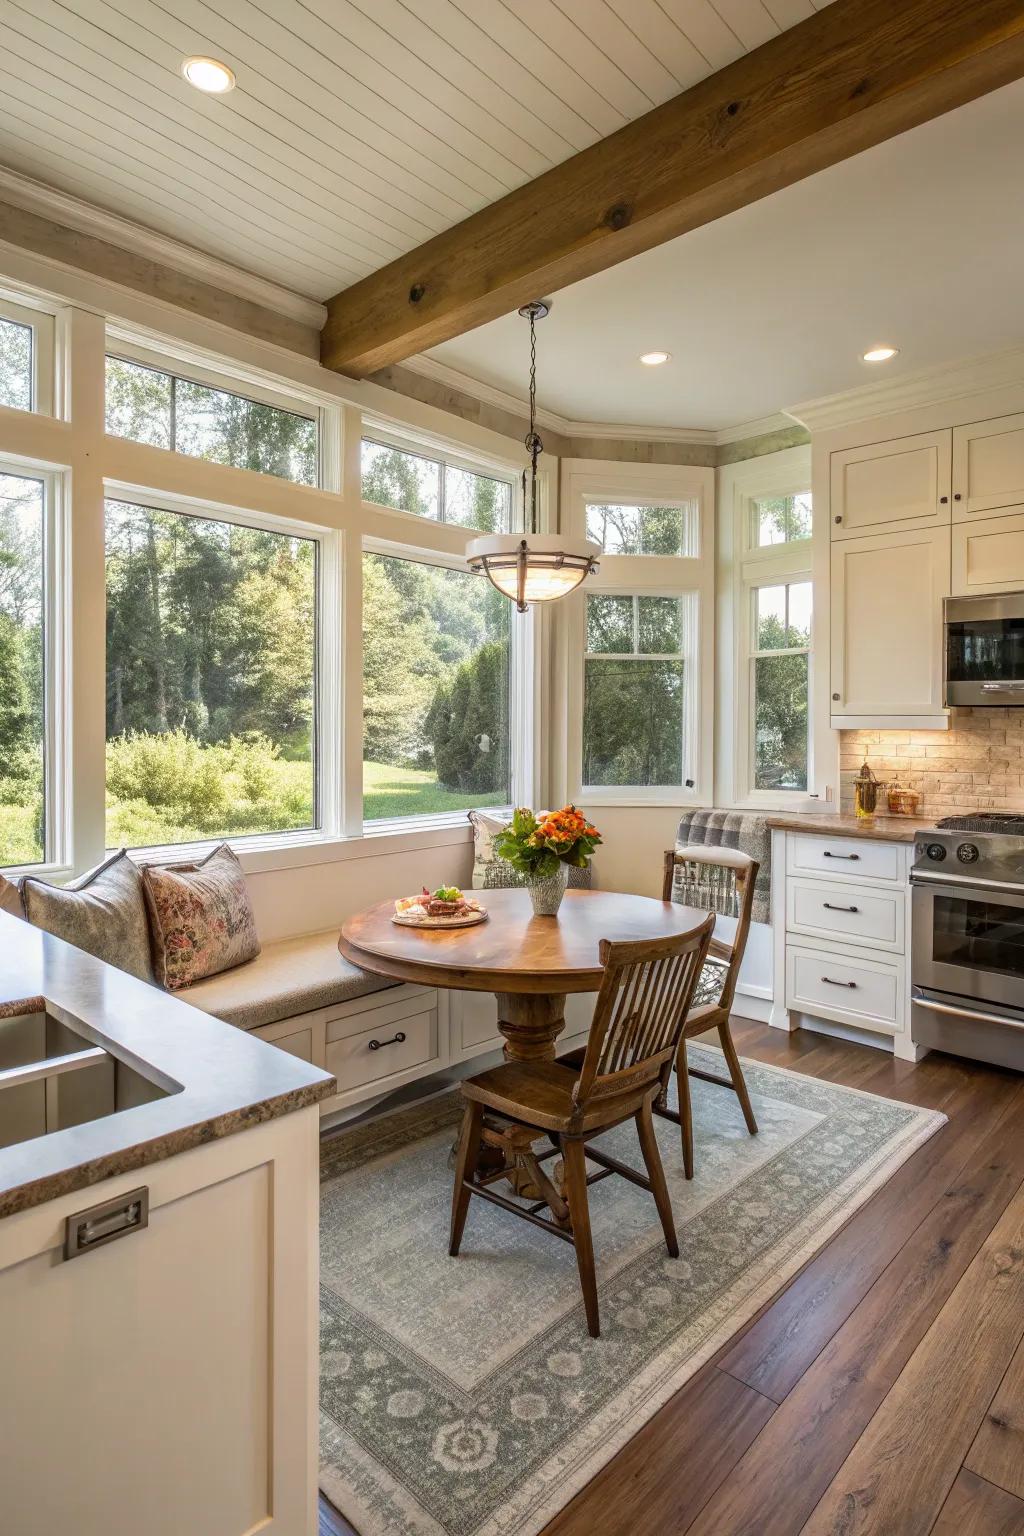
[363,761,503,822]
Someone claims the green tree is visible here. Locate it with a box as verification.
[0,611,30,776]
[425,640,509,793]
[754,614,808,789]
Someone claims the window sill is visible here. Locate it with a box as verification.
[118,818,477,877]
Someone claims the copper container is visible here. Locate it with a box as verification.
[887,779,921,817]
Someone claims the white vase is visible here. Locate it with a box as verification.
[528,862,568,916]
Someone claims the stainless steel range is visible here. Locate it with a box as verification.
[911,813,1024,1070]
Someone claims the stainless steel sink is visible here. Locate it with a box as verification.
[0,1001,177,1150]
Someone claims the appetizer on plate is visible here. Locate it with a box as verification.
[395,886,485,920]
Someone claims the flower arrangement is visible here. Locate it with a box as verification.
[495,805,602,880]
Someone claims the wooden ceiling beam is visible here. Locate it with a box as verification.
[321,0,1024,378]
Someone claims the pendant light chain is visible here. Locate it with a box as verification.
[524,303,544,537]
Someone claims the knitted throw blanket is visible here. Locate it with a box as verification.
[673,809,772,925]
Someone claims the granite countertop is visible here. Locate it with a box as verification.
[0,912,335,1219]
[765,811,943,844]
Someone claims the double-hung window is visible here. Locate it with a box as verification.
[722,452,815,806]
[564,461,714,804]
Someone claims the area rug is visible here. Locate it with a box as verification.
[319,1046,945,1536]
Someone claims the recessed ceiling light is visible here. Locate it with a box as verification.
[182,56,236,93]
[862,345,899,363]
[639,351,671,366]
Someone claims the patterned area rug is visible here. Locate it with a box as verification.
[319,1047,945,1536]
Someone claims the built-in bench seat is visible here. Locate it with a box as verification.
[181,927,398,1031]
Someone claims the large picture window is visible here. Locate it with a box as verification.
[362,553,511,821]
[361,438,513,533]
[105,357,318,485]
[104,500,317,848]
[0,471,45,867]
[583,593,690,788]
[751,581,812,791]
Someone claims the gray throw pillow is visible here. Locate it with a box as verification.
[22,850,154,982]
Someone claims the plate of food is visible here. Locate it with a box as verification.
[393,886,488,928]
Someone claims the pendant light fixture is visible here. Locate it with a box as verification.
[467,301,599,613]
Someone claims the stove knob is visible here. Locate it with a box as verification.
[925,843,947,861]
[957,843,980,864]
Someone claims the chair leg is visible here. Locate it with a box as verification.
[449,1101,484,1257]
[677,1038,694,1180]
[718,1021,758,1136]
[561,1137,600,1339]
[636,1096,678,1258]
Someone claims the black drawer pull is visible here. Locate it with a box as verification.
[822,975,857,989]
[823,851,859,860]
[823,902,859,913]
[369,1031,406,1051]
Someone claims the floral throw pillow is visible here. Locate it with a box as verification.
[142,843,260,991]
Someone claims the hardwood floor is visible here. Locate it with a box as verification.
[318,1022,1024,1536]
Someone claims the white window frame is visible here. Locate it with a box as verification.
[0,459,68,876]
[103,339,325,488]
[360,535,534,833]
[578,588,699,800]
[360,417,520,534]
[561,459,715,807]
[717,446,819,810]
[100,483,334,863]
[0,292,55,416]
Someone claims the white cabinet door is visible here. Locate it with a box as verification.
[952,413,1024,520]
[952,510,1024,595]
[831,526,951,719]
[831,431,952,539]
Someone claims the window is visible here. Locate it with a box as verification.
[105,357,318,484]
[583,593,690,788]
[361,438,513,532]
[0,318,32,411]
[0,471,45,867]
[362,553,511,821]
[104,500,318,849]
[751,492,812,547]
[585,500,699,556]
[751,581,812,791]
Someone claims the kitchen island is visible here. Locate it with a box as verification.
[0,912,334,1536]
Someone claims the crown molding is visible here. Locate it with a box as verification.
[787,346,1024,433]
[405,355,795,446]
[0,165,328,330]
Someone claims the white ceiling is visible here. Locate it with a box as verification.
[0,0,832,302]
[426,80,1024,431]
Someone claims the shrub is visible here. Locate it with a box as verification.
[425,640,508,795]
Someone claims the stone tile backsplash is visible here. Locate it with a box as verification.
[840,708,1024,818]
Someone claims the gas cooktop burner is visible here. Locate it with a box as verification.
[935,813,1024,836]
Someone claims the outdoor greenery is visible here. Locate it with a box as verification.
[585,501,692,555]
[362,441,511,820]
[583,593,686,787]
[0,318,31,411]
[0,472,44,866]
[753,582,812,791]
[104,497,317,846]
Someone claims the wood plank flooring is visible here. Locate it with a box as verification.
[319,1022,1024,1536]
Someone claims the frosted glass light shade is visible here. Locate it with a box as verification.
[466,533,600,612]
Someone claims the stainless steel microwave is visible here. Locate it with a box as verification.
[944,592,1024,706]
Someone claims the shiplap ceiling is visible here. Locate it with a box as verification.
[0,0,835,303]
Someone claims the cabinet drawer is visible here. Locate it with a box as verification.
[786,877,904,952]
[787,833,902,884]
[325,1008,438,1090]
[786,944,902,1032]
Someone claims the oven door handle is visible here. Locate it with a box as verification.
[913,994,1024,1031]
[911,870,1024,898]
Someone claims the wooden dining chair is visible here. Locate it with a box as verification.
[657,846,760,1179]
[449,914,714,1338]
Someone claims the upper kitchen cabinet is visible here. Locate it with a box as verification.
[830,431,952,540]
[831,525,951,725]
[952,413,1024,520]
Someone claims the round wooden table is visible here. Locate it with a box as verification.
[339,888,710,1062]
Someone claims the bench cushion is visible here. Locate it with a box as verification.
[181,928,397,1030]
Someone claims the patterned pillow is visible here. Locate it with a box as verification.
[691,957,729,1009]
[468,810,594,891]
[0,873,24,918]
[21,850,153,981]
[142,843,260,991]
